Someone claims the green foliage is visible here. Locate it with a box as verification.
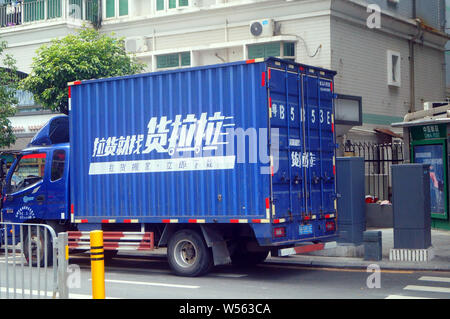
[0,40,18,148]
[21,27,145,114]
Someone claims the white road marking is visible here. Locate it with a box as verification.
[104,268,246,278]
[385,294,435,299]
[95,278,200,289]
[404,285,450,294]
[418,276,450,283]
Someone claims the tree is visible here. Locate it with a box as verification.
[21,27,144,114]
[0,40,19,148]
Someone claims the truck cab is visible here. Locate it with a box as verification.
[1,116,69,226]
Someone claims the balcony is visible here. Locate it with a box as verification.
[0,0,98,29]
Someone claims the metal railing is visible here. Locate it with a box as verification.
[0,222,68,299]
[344,141,404,202]
[0,0,98,28]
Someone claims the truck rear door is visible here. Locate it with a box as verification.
[269,66,306,220]
[303,72,336,220]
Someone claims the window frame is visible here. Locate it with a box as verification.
[156,0,190,13]
[156,51,191,70]
[387,50,401,87]
[50,149,66,182]
[104,0,129,19]
[7,153,47,195]
[247,41,296,60]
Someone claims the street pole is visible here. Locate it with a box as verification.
[90,230,105,299]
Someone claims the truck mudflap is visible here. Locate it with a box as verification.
[272,241,337,257]
[68,231,154,251]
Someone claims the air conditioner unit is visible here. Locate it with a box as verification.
[125,37,149,54]
[249,19,274,37]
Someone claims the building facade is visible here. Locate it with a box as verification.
[0,0,448,149]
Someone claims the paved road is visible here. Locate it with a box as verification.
[1,251,450,299]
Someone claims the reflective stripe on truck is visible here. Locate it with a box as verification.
[274,241,337,257]
[68,231,154,251]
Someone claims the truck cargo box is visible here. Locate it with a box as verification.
[69,57,337,245]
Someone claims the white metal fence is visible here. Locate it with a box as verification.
[0,222,68,299]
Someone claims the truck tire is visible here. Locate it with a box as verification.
[167,229,213,277]
[23,227,53,267]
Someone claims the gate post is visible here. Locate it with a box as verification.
[57,232,69,299]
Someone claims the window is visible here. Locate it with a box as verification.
[8,153,46,194]
[157,52,191,69]
[283,42,295,57]
[119,0,128,16]
[105,0,128,18]
[157,0,164,11]
[387,50,401,87]
[248,42,280,59]
[51,150,66,181]
[106,0,115,18]
[248,42,295,60]
[180,52,191,66]
[156,0,189,11]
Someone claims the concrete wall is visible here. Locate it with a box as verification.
[331,15,411,126]
[414,43,447,107]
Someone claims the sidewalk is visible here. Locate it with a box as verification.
[267,228,450,271]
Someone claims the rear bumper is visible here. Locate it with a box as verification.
[272,241,337,257]
[251,220,337,247]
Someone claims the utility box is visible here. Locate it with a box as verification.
[363,231,382,261]
[336,157,365,245]
[391,164,432,249]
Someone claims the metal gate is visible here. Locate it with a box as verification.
[344,141,404,201]
[0,222,67,299]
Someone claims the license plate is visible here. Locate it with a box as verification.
[299,224,313,235]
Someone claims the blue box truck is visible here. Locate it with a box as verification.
[1,58,337,276]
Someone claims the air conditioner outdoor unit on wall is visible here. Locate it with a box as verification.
[249,19,274,37]
[125,37,149,54]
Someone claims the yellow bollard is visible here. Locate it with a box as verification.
[90,230,105,299]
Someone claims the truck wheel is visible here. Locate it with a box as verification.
[167,229,212,277]
[23,227,53,267]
